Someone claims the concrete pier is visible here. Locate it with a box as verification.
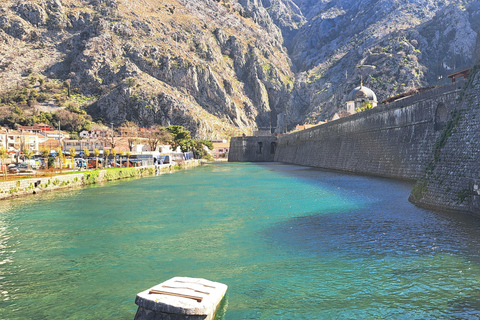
[134,277,228,320]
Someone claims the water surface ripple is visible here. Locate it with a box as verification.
[1,163,480,319]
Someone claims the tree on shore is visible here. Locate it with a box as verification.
[166,125,194,152]
[0,147,7,179]
[193,140,214,159]
[22,147,33,170]
[122,121,139,152]
[120,151,125,166]
[128,137,138,152]
[104,149,110,167]
[126,151,131,167]
[83,147,90,169]
[94,148,100,169]
[144,126,173,152]
[56,147,64,172]
[83,147,90,158]
[112,149,117,168]
[69,147,76,169]
[41,148,50,169]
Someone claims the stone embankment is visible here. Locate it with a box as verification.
[0,160,200,200]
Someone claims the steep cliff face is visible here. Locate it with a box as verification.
[0,0,293,138]
[275,0,480,123]
[260,0,305,47]
[0,0,479,136]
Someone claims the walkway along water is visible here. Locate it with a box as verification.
[0,160,201,200]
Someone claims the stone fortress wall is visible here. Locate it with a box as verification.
[229,78,480,214]
[229,136,278,162]
[274,81,464,181]
[410,65,480,214]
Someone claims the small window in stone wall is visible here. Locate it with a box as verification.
[257,142,263,154]
[270,142,277,154]
[435,103,448,131]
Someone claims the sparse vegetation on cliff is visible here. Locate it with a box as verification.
[0,0,478,135]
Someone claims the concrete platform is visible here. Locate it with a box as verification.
[134,277,228,320]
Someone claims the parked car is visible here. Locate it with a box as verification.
[121,160,134,167]
[8,163,36,174]
[23,159,37,169]
[7,164,18,173]
[88,159,103,169]
[107,160,121,167]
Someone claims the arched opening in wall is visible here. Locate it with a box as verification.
[435,103,448,131]
[270,142,277,154]
[257,142,263,154]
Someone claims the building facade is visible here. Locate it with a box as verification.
[0,129,40,153]
[63,139,105,154]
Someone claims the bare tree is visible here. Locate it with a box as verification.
[128,137,138,152]
[122,121,139,152]
[143,126,173,152]
[112,149,117,168]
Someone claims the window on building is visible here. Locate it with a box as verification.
[270,142,277,154]
[257,142,263,154]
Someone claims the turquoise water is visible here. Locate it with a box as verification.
[1,163,480,319]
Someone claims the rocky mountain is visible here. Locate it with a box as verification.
[278,0,480,123]
[0,0,293,138]
[0,0,479,137]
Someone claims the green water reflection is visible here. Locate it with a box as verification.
[1,163,480,319]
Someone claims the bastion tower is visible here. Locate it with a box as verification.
[345,85,378,114]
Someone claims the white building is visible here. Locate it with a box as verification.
[63,139,105,154]
[346,85,378,114]
[1,130,40,153]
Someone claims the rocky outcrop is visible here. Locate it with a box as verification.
[0,0,479,135]
[0,0,294,138]
[0,10,34,40]
[265,0,479,124]
[261,0,305,46]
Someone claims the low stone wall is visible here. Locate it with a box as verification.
[0,160,200,200]
[0,172,85,200]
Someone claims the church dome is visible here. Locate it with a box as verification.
[346,86,377,102]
